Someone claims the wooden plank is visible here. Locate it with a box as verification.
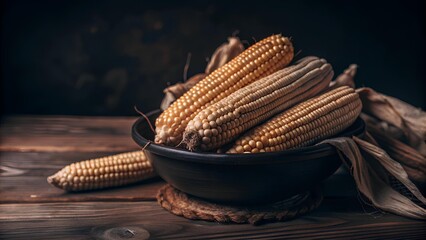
[0,199,424,240]
[0,151,163,203]
[1,115,424,239]
[0,115,141,152]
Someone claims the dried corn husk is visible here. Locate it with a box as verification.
[367,125,426,193]
[160,37,244,110]
[321,137,426,219]
[326,66,426,217]
[330,67,426,153]
[357,87,426,156]
[329,64,357,89]
[361,113,406,141]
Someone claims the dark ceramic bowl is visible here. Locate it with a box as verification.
[132,109,365,205]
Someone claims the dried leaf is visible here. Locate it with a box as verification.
[366,124,426,190]
[320,137,426,219]
[329,64,357,89]
[361,113,406,140]
[357,87,426,156]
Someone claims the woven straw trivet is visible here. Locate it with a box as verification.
[157,184,323,225]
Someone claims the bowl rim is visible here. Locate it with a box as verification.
[132,109,365,165]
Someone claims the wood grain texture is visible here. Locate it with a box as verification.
[0,116,140,152]
[0,151,163,203]
[1,115,425,239]
[0,200,425,240]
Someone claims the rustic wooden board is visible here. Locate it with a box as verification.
[0,151,163,203]
[0,116,140,152]
[1,115,425,239]
[1,200,425,240]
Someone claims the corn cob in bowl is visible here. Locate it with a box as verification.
[183,56,333,151]
[228,86,362,153]
[155,34,294,147]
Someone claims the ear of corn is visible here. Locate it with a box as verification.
[183,56,333,151]
[47,151,156,191]
[155,34,294,146]
[227,86,362,153]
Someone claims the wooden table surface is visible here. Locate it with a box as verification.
[0,115,425,239]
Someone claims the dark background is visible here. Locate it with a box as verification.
[1,0,425,116]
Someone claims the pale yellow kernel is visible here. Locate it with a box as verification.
[249,140,256,148]
[73,176,79,183]
[256,141,264,149]
[261,136,269,146]
[211,129,219,136]
[204,129,212,137]
[198,129,204,136]
[249,146,258,153]
[202,137,211,144]
[236,146,244,153]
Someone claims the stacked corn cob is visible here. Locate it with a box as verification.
[228,86,362,153]
[155,34,294,146]
[183,56,333,151]
[155,36,360,153]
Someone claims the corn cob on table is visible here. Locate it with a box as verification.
[0,115,424,239]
